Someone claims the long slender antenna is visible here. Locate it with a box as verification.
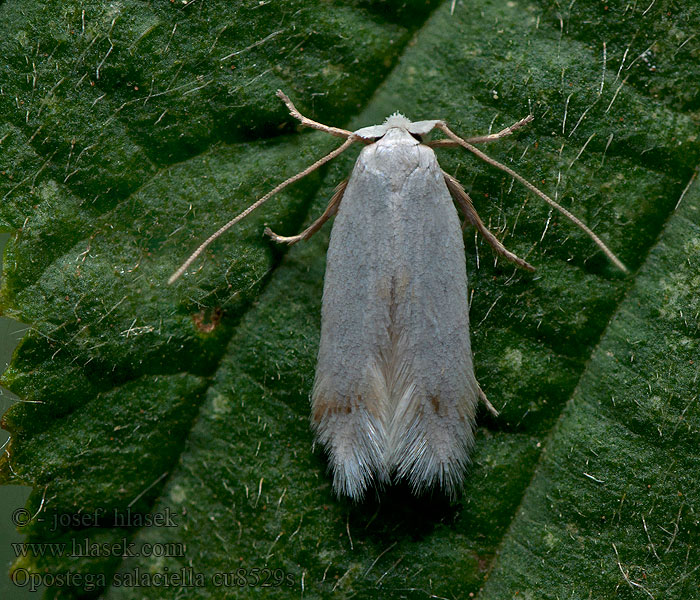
[168,137,355,284]
[436,122,628,272]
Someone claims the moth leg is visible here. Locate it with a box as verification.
[277,90,358,140]
[443,171,535,272]
[464,115,534,144]
[265,179,348,245]
[168,137,356,284]
[427,115,533,148]
[478,385,499,418]
[436,122,628,272]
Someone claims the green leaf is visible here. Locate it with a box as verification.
[0,0,698,598]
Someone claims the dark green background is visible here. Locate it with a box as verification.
[0,0,698,598]
[1,232,33,600]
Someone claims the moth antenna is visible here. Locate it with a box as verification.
[168,137,355,284]
[435,122,628,273]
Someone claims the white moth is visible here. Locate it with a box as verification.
[169,91,626,500]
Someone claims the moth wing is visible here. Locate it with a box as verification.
[313,136,480,499]
[312,146,401,499]
[384,148,479,496]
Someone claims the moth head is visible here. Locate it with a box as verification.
[383,111,412,130]
[353,113,442,141]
